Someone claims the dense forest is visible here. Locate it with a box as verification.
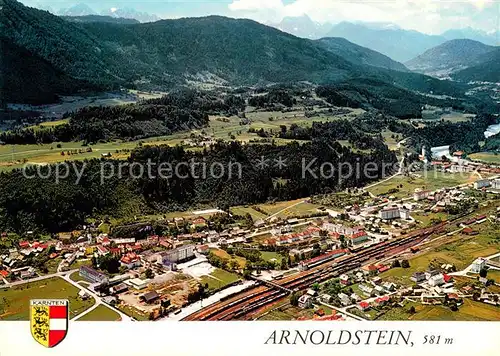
[0,38,101,105]
[452,48,500,83]
[315,78,496,119]
[482,131,500,152]
[0,90,243,144]
[276,119,389,151]
[0,136,396,234]
[404,114,497,154]
[248,90,296,108]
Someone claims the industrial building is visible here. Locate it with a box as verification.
[379,207,410,220]
[474,179,491,189]
[79,265,109,285]
[158,244,195,266]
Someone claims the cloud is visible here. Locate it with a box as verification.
[229,0,283,12]
[227,0,499,33]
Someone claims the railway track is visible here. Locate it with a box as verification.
[182,222,446,321]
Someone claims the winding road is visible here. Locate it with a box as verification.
[61,272,133,322]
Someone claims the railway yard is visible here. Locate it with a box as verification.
[182,224,448,321]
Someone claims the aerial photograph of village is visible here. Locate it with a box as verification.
[0,0,499,324]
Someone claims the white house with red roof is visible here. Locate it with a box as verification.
[357,301,370,311]
[120,253,141,269]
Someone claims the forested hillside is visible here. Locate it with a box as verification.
[0,138,396,233]
[451,48,500,83]
[0,38,97,104]
[406,39,498,77]
[0,0,355,101]
[1,0,473,105]
[314,78,493,119]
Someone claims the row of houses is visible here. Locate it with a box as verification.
[176,227,247,243]
[321,223,364,236]
[474,178,500,190]
[357,295,391,311]
[272,227,322,246]
[411,269,453,287]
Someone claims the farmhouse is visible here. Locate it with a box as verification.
[298,295,312,309]
[410,272,426,283]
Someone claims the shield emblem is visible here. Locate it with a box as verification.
[30,299,69,348]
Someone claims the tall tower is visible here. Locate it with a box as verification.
[421,145,428,163]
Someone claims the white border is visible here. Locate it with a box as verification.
[0,321,499,356]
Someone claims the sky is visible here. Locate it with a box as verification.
[21,0,500,34]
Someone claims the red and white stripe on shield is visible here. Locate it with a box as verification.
[48,304,68,347]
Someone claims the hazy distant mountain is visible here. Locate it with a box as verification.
[406,39,498,78]
[56,3,159,23]
[58,3,96,17]
[317,37,408,72]
[442,27,498,46]
[100,7,160,23]
[33,2,55,14]
[62,15,140,25]
[326,22,447,62]
[356,22,402,31]
[271,15,331,39]
[451,48,500,83]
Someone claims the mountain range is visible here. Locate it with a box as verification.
[58,3,95,17]
[269,15,332,40]
[0,0,470,105]
[442,28,499,46]
[62,15,140,25]
[57,3,159,23]
[324,22,448,63]
[406,39,499,78]
[316,37,408,72]
[100,7,160,23]
[269,17,498,63]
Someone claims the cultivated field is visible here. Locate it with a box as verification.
[367,172,477,198]
[379,300,500,321]
[411,212,450,226]
[199,268,240,292]
[260,251,283,263]
[468,152,500,164]
[69,271,86,282]
[77,305,122,321]
[380,223,500,285]
[257,302,335,321]
[251,198,321,218]
[0,107,365,172]
[209,248,246,269]
[230,206,268,220]
[0,277,94,320]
